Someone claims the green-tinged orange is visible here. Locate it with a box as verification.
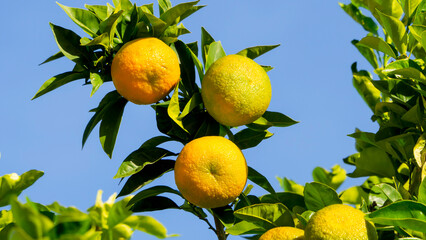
[259,227,305,240]
[201,54,271,127]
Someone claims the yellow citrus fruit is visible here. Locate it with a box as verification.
[304,204,378,240]
[111,37,181,105]
[201,54,272,127]
[174,136,248,209]
[259,227,305,240]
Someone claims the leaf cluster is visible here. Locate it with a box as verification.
[0,170,171,240]
[339,0,426,238]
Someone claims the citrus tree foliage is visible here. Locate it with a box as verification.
[26,0,426,239]
[0,171,171,240]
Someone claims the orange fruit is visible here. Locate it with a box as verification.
[201,54,271,127]
[111,37,181,104]
[259,227,305,240]
[174,136,248,209]
[304,204,377,240]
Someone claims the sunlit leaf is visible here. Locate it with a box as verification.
[376,9,407,54]
[352,40,379,69]
[0,170,44,207]
[365,200,426,232]
[32,71,87,100]
[312,165,346,190]
[58,3,100,37]
[226,221,264,235]
[160,1,199,26]
[339,3,378,34]
[357,36,398,58]
[304,182,342,211]
[124,215,169,238]
[205,41,226,71]
[237,45,280,60]
[234,203,294,230]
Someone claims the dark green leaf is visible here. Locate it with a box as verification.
[0,170,44,207]
[178,93,202,121]
[174,40,198,96]
[247,111,298,131]
[128,185,181,207]
[39,51,64,65]
[357,36,398,58]
[247,167,276,195]
[303,182,342,211]
[131,196,180,212]
[260,192,306,211]
[114,147,176,179]
[419,178,426,205]
[99,97,128,158]
[32,71,87,100]
[339,3,378,34]
[211,205,235,227]
[193,112,221,138]
[234,203,294,230]
[201,27,215,65]
[179,5,205,23]
[49,23,90,64]
[233,129,268,150]
[82,91,122,148]
[57,3,100,37]
[365,200,426,232]
[236,45,280,60]
[376,9,408,54]
[118,160,175,197]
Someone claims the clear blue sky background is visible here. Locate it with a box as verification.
[0,0,379,239]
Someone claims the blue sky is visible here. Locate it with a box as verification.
[0,0,379,239]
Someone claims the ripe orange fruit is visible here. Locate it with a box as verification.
[259,227,305,240]
[304,204,378,240]
[174,136,248,209]
[201,54,271,127]
[111,37,181,105]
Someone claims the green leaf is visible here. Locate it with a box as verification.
[158,0,172,16]
[339,3,378,34]
[114,147,176,179]
[193,113,221,138]
[57,3,100,37]
[167,83,188,133]
[312,165,346,190]
[106,197,133,228]
[276,177,304,195]
[10,198,54,239]
[82,91,122,148]
[124,215,169,239]
[352,65,381,112]
[303,182,342,211]
[186,42,204,81]
[99,97,128,158]
[247,111,298,131]
[419,178,426,205]
[177,93,202,121]
[400,0,423,18]
[99,10,123,49]
[365,200,426,232]
[39,51,64,65]
[233,129,268,150]
[81,32,110,49]
[339,186,368,205]
[89,72,103,97]
[201,27,215,65]
[376,9,408,54]
[85,5,113,21]
[260,192,306,211]
[348,146,395,178]
[32,71,87,100]
[118,160,175,197]
[413,133,426,168]
[131,196,180,212]
[0,170,44,207]
[205,41,226,71]
[0,210,13,229]
[225,221,265,235]
[160,1,199,26]
[382,58,426,81]
[247,167,276,195]
[234,203,294,230]
[352,40,379,69]
[367,0,403,22]
[369,183,402,208]
[49,23,90,64]
[236,45,280,60]
[173,40,198,96]
[128,185,182,207]
[179,5,205,23]
[357,36,398,58]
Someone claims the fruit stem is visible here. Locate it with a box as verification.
[214,215,227,240]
